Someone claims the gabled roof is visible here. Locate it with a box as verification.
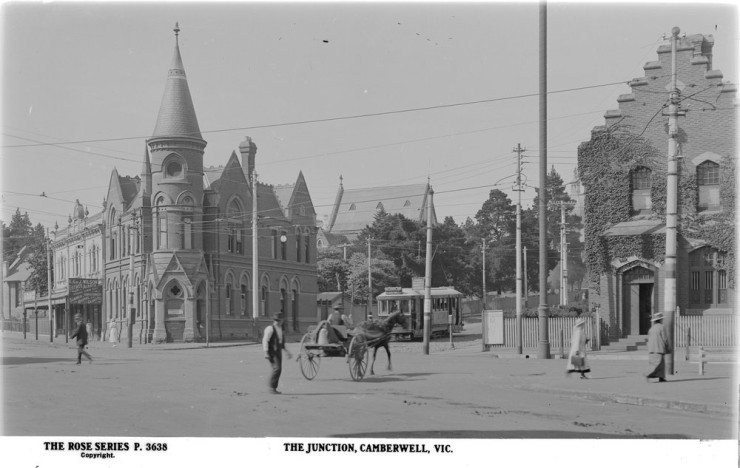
[329,183,433,234]
[273,183,295,217]
[4,246,32,283]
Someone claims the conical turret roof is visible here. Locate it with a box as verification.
[152,23,202,139]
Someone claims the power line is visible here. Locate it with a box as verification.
[2,80,631,149]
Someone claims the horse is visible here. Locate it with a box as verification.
[350,311,408,375]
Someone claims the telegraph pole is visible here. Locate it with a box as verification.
[367,238,372,319]
[423,187,434,355]
[252,171,259,328]
[663,27,681,374]
[537,0,550,359]
[47,232,53,343]
[523,246,528,304]
[481,239,486,309]
[127,214,138,348]
[550,201,575,306]
[513,143,525,354]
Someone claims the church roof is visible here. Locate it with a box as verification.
[152,24,202,140]
[329,183,432,234]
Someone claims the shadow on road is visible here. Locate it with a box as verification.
[2,357,73,365]
[335,430,691,439]
[664,377,729,383]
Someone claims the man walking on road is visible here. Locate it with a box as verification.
[646,313,670,382]
[70,314,93,365]
[262,312,292,394]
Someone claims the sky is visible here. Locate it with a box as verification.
[1,1,738,232]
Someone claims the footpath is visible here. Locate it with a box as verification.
[2,330,737,418]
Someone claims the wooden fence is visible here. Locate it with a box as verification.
[487,316,596,352]
[674,314,737,347]
[1,318,51,337]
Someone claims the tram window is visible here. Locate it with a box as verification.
[410,300,416,313]
[380,301,387,313]
[400,300,409,313]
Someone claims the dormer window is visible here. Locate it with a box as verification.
[697,161,720,212]
[403,200,411,207]
[376,202,384,210]
[631,166,652,214]
[349,203,356,211]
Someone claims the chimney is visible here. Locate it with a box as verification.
[239,136,258,184]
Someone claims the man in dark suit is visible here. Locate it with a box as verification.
[262,313,292,394]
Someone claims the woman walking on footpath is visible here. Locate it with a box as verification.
[262,312,292,394]
[566,318,591,379]
[646,313,670,382]
[70,314,93,364]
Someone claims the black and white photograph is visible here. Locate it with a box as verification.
[1,1,737,466]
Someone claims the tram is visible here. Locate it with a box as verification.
[376,284,464,340]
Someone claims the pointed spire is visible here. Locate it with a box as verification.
[141,140,152,196]
[152,23,202,140]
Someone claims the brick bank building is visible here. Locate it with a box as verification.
[40,26,318,343]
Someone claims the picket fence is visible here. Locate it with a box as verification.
[487,316,597,352]
[674,314,737,347]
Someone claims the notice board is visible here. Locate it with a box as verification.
[482,310,504,345]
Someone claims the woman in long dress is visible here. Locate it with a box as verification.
[566,318,590,379]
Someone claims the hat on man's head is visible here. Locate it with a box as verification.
[272,312,284,320]
[651,313,664,322]
[333,305,343,311]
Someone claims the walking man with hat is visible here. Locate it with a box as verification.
[70,314,93,365]
[646,312,670,382]
[262,312,292,394]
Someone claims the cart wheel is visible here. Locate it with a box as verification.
[298,333,320,380]
[348,335,368,382]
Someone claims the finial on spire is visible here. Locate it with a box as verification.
[339,174,343,187]
[174,22,180,37]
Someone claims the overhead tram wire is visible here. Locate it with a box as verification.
[2,79,635,150]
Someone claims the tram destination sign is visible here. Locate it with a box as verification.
[68,278,102,305]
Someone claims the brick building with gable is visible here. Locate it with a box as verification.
[580,33,736,344]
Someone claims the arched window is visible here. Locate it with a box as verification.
[225,281,233,316]
[156,197,167,249]
[697,161,720,211]
[165,156,184,178]
[689,247,727,308]
[631,166,652,214]
[295,231,302,262]
[280,231,288,260]
[109,208,117,260]
[240,283,248,316]
[226,199,243,254]
[271,230,278,259]
[304,229,310,263]
[261,285,269,317]
[181,196,193,250]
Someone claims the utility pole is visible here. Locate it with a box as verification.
[481,239,486,310]
[47,231,53,343]
[127,213,138,348]
[423,187,434,355]
[367,237,373,320]
[537,0,550,359]
[513,143,526,354]
[252,171,259,330]
[523,245,528,305]
[550,200,575,307]
[664,27,681,375]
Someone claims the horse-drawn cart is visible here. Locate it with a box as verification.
[297,325,370,381]
[297,311,408,382]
